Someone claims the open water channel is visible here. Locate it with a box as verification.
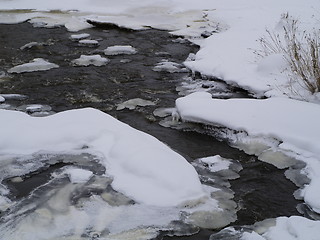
[0,22,302,239]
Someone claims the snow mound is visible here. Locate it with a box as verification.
[8,58,59,73]
[175,92,320,213]
[72,55,109,66]
[104,45,137,56]
[0,108,204,206]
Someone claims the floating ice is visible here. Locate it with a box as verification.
[70,33,90,40]
[8,58,59,73]
[153,60,188,73]
[0,94,27,100]
[79,39,99,45]
[116,98,155,110]
[72,54,109,66]
[16,104,52,114]
[0,95,4,103]
[104,45,137,56]
[199,155,231,172]
[20,41,43,50]
[63,167,93,183]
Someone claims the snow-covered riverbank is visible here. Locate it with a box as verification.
[1,0,320,239]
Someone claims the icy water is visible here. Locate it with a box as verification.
[0,23,302,239]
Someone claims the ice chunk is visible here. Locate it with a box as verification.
[104,45,137,55]
[8,58,59,73]
[117,98,155,110]
[16,104,52,114]
[79,39,99,45]
[70,33,90,40]
[72,54,109,66]
[20,41,43,50]
[199,155,231,172]
[64,168,93,183]
[0,95,4,103]
[153,60,188,73]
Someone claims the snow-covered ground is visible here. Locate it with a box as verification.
[1,0,320,239]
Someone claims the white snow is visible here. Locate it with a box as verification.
[0,108,204,207]
[104,45,137,56]
[175,92,320,213]
[241,216,320,240]
[72,55,109,67]
[8,58,59,73]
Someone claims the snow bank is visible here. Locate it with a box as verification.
[8,58,59,73]
[175,92,320,213]
[0,108,204,206]
[184,0,320,97]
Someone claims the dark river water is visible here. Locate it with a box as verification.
[0,22,302,239]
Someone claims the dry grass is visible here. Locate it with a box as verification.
[257,14,320,94]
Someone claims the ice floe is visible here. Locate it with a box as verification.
[116,98,156,110]
[8,58,59,73]
[63,167,94,183]
[79,39,99,46]
[70,33,90,40]
[71,54,109,66]
[153,60,188,73]
[104,45,137,56]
